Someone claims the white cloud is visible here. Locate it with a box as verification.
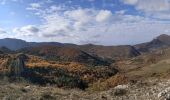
[24,7,111,43]
[103,21,170,45]
[122,0,170,20]
[30,3,41,8]
[115,10,126,15]
[64,8,96,30]
[0,28,6,34]
[27,3,41,10]
[13,25,39,37]
[0,0,22,5]
[0,28,12,39]
[96,10,112,22]
[43,0,53,3]
[123,0,138,5]
[137,0,170,12]
[122,0,170,12]
[12,3,170,45]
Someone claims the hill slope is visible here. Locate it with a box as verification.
[0,38,140,58]
[0,38,29,50]
[135,34,170,52]
[75,44,140,59]
[18,45,110,66]
[0,38,65,50]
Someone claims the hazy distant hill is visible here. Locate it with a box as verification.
[3,34,170,58]
[0,38,141,58]
[0,38,66,50]
[0,38,29,50]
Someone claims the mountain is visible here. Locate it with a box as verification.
[156,34,170,45]
[0,38,140,59]
[19,45,110,66]
[0,38,65,50]
[0,38,29,50]
[135,34,170,52]
[0,46,12,54]
[1,34,170,58]
[74,44,141,59]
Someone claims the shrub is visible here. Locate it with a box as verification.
[54,75,87,89]
[22,67,87,89]
[40,92,56,100]
[114,89,127,96]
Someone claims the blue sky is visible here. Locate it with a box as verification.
[0,0,170,45]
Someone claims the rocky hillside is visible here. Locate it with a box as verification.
[75,44,140,59]
[135,34,170,53]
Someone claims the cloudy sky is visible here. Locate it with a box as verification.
[0,0,170,45]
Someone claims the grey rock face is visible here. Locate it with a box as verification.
[7,54,27,76]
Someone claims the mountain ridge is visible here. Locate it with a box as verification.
[0,38,141,59]
[1,34,170,59]
[135,34,170,52]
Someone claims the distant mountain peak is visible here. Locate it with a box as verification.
[135,34,170,52]
[158,34,169,37]
[3,38,26,41]
[156,34,170,44]
[157,34,170,39]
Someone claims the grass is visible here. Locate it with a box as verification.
[127,59,170,79]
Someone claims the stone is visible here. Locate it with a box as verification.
[158,87,170,100]
[114,85,129,89]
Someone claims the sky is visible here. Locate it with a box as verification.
[0,0,170,45]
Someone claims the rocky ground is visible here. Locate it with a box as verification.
[1,78,170,100]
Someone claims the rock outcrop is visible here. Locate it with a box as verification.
[6,54,27,76]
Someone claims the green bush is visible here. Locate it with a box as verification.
[55,75,87,89]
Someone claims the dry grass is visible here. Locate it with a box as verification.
[88,74,127,91]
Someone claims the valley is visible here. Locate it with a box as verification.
[0,34,170,99]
